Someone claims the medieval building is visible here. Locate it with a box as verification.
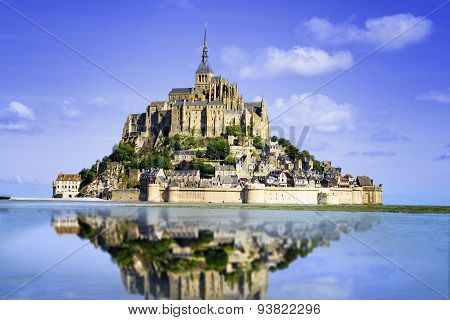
[121,28,270,149]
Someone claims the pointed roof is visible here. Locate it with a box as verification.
[196,23,213,74]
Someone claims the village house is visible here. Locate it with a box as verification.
[169,170,201,187]
[288,172,309,187]
[52,173,81,198]
[172,150,197,165]
[263,141,283,158]
[235,154,255,178]
[266,170,288,187]
[215,164,237,177]
[140,169,166,191]
[320,178,338,188]
[218,175,239,188]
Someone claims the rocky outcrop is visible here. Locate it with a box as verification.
[79,162,127,198]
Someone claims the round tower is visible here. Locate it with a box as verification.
[147,184,161,202]
[244,183,265,204]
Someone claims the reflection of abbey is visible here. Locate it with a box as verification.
[122,28,269,148]
[51,209,375,300]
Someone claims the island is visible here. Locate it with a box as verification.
[53,28,383,206]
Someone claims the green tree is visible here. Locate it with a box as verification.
[286,144,301,160]
[190,159,214,177]
[205,249,228,271]
[271,136,279,142]
[206,137,230,160]
[278,138,290,147]
[110,143,137,168]
[253,136,265,149]
[225,155,235,165]
[196,149,206,158]
[79,165,97,189]
[170,134,182,150]
[299,150,313,159]
[313,159,323,173]
[140,147,174,170]
[225,125,243,137]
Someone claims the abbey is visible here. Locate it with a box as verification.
[121,28,270,148]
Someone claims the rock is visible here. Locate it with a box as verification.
[79,162,127,198]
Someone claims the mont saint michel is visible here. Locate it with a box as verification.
[53,29,383,205]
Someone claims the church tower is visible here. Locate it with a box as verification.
[195,24,214,90]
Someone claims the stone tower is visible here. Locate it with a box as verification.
[195,24,214,91]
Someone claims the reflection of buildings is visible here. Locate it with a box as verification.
[52,208,376,300]
[51,214,80,234]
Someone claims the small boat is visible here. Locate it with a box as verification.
[0,195,11,200]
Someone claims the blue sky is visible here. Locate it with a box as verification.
[0,0,449,204]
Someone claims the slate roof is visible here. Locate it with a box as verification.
[55,173,81,181]
[172,170,200,177]
[196,61,213,74]
[169,88,193,94]
[356,176,373,187]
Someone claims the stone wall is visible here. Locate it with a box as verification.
[110,189,140,201]
[141,184,383,205]
[148,186,243,203]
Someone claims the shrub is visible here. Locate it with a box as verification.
[252,136,264,149]
[225,125,243,137]
[206,137,230,160]
[205,249,228,271]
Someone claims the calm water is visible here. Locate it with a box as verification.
[0,201,448,300]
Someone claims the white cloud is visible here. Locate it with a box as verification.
[6,101,35,119]
[62,99,80,118]
[91,96,111,108]
[0,122,29,132]
[271,93,353,133]
[416,89,450,104]
[304,13,432,50]
[222,46,353,78]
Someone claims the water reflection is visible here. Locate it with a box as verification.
[51,208,376,300]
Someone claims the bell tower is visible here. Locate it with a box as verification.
[195,23,214,89]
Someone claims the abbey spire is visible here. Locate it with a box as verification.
[201,23,208,64]
[196,23,213,79]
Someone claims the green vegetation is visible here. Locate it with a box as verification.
[110,143,138,168]
[196,149,206,158]
[224,269,244,285]
[139,146,174,170]
[252,136,265,149]
[190,158,215,178]
[277,137,290,147]
[225,155,235,165]
[79,164,97,190]
[271,136,279,142]
[313,159,323,173]
[205,137,230,160]
[167,258,203,273]
[225,125,243,138]
[205,248,228,271]
[164,134,204,151]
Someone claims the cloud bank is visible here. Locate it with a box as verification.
[304,13,432,50]
[222,45,353,78]
[417,89,450,104]
[271,93,353,133]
